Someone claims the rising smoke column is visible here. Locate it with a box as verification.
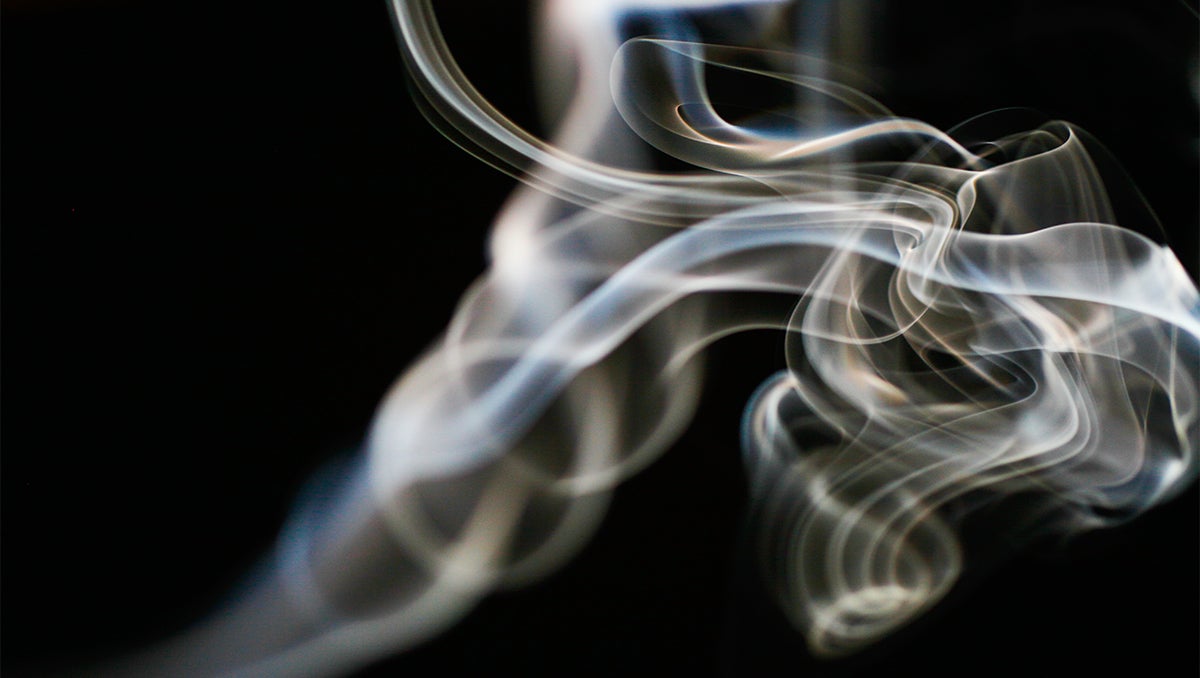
[111,1,1198,675]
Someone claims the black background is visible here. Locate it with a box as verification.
[4,1,1197,676]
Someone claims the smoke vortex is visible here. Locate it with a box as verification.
[101,1,1198,675]
[383,0,1199,658]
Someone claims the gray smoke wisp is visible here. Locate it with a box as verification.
[110,1,1198,675]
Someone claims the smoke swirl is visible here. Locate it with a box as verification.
[107,1,1197,675]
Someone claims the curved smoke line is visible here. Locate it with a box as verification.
[107,1,1198,675]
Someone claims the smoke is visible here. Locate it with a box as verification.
[103,0,1197,675]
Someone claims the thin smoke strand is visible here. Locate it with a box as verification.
[108,1,1199,675]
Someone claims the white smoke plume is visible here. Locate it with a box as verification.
[102,0,1198,675]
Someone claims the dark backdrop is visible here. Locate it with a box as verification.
[4,1,1197,676]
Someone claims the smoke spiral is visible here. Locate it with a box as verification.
[106,1,1197,675]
